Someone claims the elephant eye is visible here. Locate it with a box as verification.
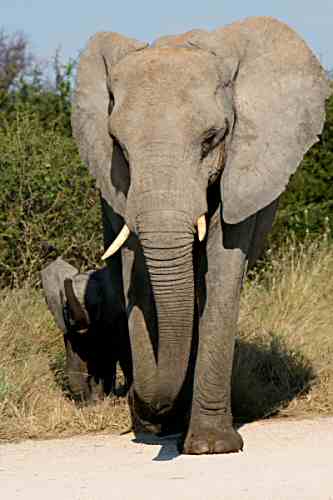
[201,131,218,158]
[201,120,229,159]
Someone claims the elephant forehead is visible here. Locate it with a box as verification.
[112,48,219,99]
[152,29,207,48]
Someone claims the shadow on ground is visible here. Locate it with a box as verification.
[132,433,181,461]
[232,335,315,422]
[48,328,315,460]
[132,335,315,461]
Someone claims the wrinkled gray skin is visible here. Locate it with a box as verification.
[72,17,330,453]
[41,258,132,403]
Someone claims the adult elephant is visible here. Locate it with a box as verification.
[72,17,329,454]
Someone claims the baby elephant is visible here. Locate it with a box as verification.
[41,257,132,403]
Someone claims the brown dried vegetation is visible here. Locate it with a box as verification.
[0,239,332,441]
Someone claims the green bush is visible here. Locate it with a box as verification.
[272,90,333,244]
[0,109,102,286]
[0,57,74,136]
[0,46,331,286]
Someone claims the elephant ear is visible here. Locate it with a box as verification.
[71,32,148,211]
[193,17,330,223]
[67,271,103,326]
[41,258,78,331]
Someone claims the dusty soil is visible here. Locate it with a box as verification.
[1,417,333,500]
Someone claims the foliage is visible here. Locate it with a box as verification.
[0,31,102,287]
[0,30,31,95]
[0,27,332,286]
[0,109,102,287]
[0,52,74,136]
[272,89,333,243]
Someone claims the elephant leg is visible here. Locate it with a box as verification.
[64,334,89,400]
[183,209,256,454]
[101,199,134,393]
[116,313,133,395]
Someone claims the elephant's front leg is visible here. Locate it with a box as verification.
[182,211,256,454]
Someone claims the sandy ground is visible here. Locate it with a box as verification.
[1,417,333,500]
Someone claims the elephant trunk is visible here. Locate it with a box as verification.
[136,210,195,414]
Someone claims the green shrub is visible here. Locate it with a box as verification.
[271,90,333,244]
[0,52,331,286]
[0,109,102,287]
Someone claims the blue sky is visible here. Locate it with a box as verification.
[2,0,333,69]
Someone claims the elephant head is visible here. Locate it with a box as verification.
[72,17,329,414]
[41,258,132,401]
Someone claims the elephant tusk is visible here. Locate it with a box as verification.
[101,225,130,260]
[197,215,207,242]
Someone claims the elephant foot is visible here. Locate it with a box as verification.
[181,426,243,455]
[128,387,162,435]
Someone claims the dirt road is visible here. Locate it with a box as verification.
[1,417,333,499]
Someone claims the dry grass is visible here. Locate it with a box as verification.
[0,239,332,441]
[0,288,130,442]
[235,238,333,421]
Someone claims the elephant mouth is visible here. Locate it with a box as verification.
[101,215,207,260]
